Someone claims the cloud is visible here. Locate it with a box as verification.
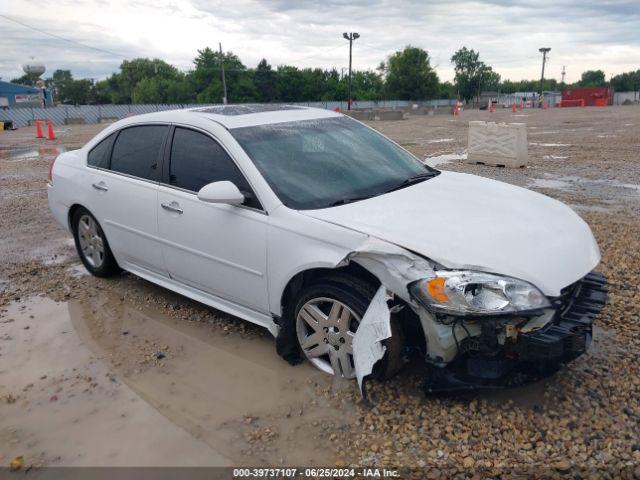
[1,0,638,83]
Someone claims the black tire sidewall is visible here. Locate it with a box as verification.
[293,282,371,333]
[288,275,402,379]
[72,207,118,277]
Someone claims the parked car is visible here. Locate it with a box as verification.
[48,105,606,391]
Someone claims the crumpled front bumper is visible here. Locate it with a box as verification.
[424,271,607,392]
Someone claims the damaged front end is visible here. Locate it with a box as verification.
[315,238,605,397]
[415,271,607,392]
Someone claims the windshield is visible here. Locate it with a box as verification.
[231,117,437,210]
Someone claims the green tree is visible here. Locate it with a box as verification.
[92,79,112,104]
[611,70,640,91]
[479,64,501,91]
[191,47,249,103]
[254,59,277,102]
[385,46,439,100]
[451,47,499,103]
[351,70,384,100]
[322,68,347,101]
[233,72,259,103]
[102,58,183,103]
[43,70,96,105]
[500,78,558,93]
[438,81,456,99]
[63,79,93,105]
[50,69,72,85]
[579,70,606,87]
[276,66,305,102]
[10,73,41,86]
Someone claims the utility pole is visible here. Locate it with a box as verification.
[538,47,551,103]
[561,65,566,85]
[219,42,228,105]
[342,32,360,110]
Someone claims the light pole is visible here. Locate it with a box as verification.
[219,42,228,105]
[343,32,359,110]
[539,47,551,104]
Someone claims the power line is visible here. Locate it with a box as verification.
[0,13,129,60]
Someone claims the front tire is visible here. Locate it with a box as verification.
[72,207,119,277]
[289,274,403,379]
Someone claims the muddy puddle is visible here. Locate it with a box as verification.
[424,151,467,168]
[529,174,640,199]
[0,296,228,467]
[0,292,356,467]
[0,146,67,161]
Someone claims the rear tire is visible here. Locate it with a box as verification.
[71,207,119,277]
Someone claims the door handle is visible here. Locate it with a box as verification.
[92,181,108,191]
[161,201,183,214]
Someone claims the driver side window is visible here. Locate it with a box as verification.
[169,127,262,210]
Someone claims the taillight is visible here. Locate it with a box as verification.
[48,156,56,184]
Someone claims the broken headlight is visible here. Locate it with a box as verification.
[409,270,550,316]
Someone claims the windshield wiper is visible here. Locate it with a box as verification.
[384,171,440,194]
[327,170,439,207]
[328,193,377,207]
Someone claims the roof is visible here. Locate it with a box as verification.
[189,104,341,128]
[194,104,305,116]
[0,80,40,94]
[100,104,342,133]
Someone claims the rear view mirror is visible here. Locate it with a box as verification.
[197,181,245,205]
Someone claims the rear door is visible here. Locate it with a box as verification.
[157,125,269,312]
[85,124,169,276]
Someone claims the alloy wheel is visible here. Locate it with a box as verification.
[77,214,105,268]
[296,297,360,378]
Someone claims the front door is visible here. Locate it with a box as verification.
[157,126,269,313]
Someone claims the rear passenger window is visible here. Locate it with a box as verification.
[87,133,116,168]
[169,128,262,209]
[110,125,167,181]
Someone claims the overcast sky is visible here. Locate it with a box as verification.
[1,0,638,84]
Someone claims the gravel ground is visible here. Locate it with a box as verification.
[0,106,639,476]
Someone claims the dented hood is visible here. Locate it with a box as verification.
[303,171,600,296]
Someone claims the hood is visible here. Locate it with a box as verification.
[303,171,600,296]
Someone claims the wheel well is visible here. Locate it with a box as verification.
[67,204,84,230]
[279,262,380,323]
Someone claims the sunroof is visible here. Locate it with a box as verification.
[196,104,305,116]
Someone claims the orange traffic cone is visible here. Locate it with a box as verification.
[453,102,459,116]
[46,120,56,140]
[489,100,494,113]
[519,101,524,112]
[542,99,547,110]
[334,107,340,112]
[35,120,44,138]
[511,103,516,113]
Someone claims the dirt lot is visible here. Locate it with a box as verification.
[1,106,639,476]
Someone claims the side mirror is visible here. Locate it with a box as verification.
[197,181,245,205]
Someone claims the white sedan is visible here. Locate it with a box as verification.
[48,105,606,392]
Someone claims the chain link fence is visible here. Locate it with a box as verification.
[0,99,456,128]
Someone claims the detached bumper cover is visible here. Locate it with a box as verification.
[425,271,607,392]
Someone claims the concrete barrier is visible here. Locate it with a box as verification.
[467,121,528,168]
[378,110,405,121]
[64,117,86,125]
[345,110,373,121]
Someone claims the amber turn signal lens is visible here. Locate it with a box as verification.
[426,277,449,303]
